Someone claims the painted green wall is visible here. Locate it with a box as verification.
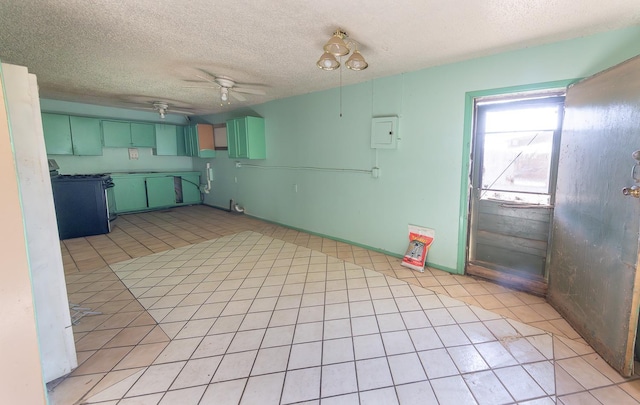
[194,26,640,273]
[40,99,195,174]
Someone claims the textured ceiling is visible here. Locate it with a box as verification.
[0,0,639,116]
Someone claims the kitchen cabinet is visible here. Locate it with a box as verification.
[185,123,215,158]
[226,116,265,159]
[42,113,73,154]
[111,172,201,213]
[102,120,156,148]
[69,116,103,156]
[176,126,187,156]
[145,176,176,208]
[41,113,102,156]
[153,124,184,156]
[131,123,156,147]
[110,175,147,212]
[180,173,202,204]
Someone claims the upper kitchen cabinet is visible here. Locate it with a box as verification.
[185,123,215,158]
[42,113,72,154]
[226,116,265,159]
[69,116,103,155]
[153,123,183,156]
[131,123,156,147]
[42,113,102,156]
[102,120,156,148]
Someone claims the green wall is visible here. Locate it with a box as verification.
[40,99,195,174]
[194,26,640,273]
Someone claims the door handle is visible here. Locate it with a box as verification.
[622,186,640,198]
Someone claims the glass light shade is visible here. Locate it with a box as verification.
[345,50,368,71]
[323,34,349,56]
[316,51,340,70]
[220,87,229,101]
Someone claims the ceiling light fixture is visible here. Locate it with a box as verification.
[316,29,368,71]
[220,87,229,102]
[153,101,168,119]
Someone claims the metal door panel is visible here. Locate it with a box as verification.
[548,54,640,376]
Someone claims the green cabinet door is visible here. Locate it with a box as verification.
[226,116,265,159]
[180,174,201,204]
[42,113,73,155]
[176,126,188,156]
[185,125,198,157]
[146,176,176,208]
[186,124,216,158]
[102,121,132,147]
[111,176,147,213]
[245,116,266,159]
[131,123,155,147]
[226,118,238,158]
[69,116,103,156]
[154,124,179,155]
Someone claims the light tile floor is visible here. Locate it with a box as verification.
[49,206,640,404]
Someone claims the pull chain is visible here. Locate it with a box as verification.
[339,56,343,118]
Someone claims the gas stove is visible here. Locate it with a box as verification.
[50,173,115,239]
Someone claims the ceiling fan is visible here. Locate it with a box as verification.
[185,73,266,103]
[147,100,197,119]
[118,96,196,119]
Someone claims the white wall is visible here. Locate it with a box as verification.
[3,63,77,383]
[0,64,47,403]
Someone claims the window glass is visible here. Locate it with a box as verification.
[479,104,561,204]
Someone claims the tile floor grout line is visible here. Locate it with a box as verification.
[235,235,287,404]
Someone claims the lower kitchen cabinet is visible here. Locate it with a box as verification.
[111,176,148,212]
[111,172,201,213]
[145,176,177,208]
[180,174,202,204]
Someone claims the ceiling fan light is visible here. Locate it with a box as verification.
[220,87,229,102]
[323,32,350,56]
[317,51,340,71]
[345,50,368,71]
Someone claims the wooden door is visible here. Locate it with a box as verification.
[547,54,640,376]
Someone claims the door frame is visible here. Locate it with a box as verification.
[456,79,577,275]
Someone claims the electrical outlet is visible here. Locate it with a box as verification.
[234,176,238,183]
[235,161,241,168]
[294,184,298,193]
[128,148,139,160]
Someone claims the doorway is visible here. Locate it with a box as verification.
[467,93,565,295]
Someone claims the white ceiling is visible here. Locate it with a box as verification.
[1,0,639,116]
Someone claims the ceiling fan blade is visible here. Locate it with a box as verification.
[230,91,247,102]
[233,87,266,96]
[171,109,195,115]
[182,85,218,89]
[195,74,219,85]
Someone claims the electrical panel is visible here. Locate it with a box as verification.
[371,116,399,149]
